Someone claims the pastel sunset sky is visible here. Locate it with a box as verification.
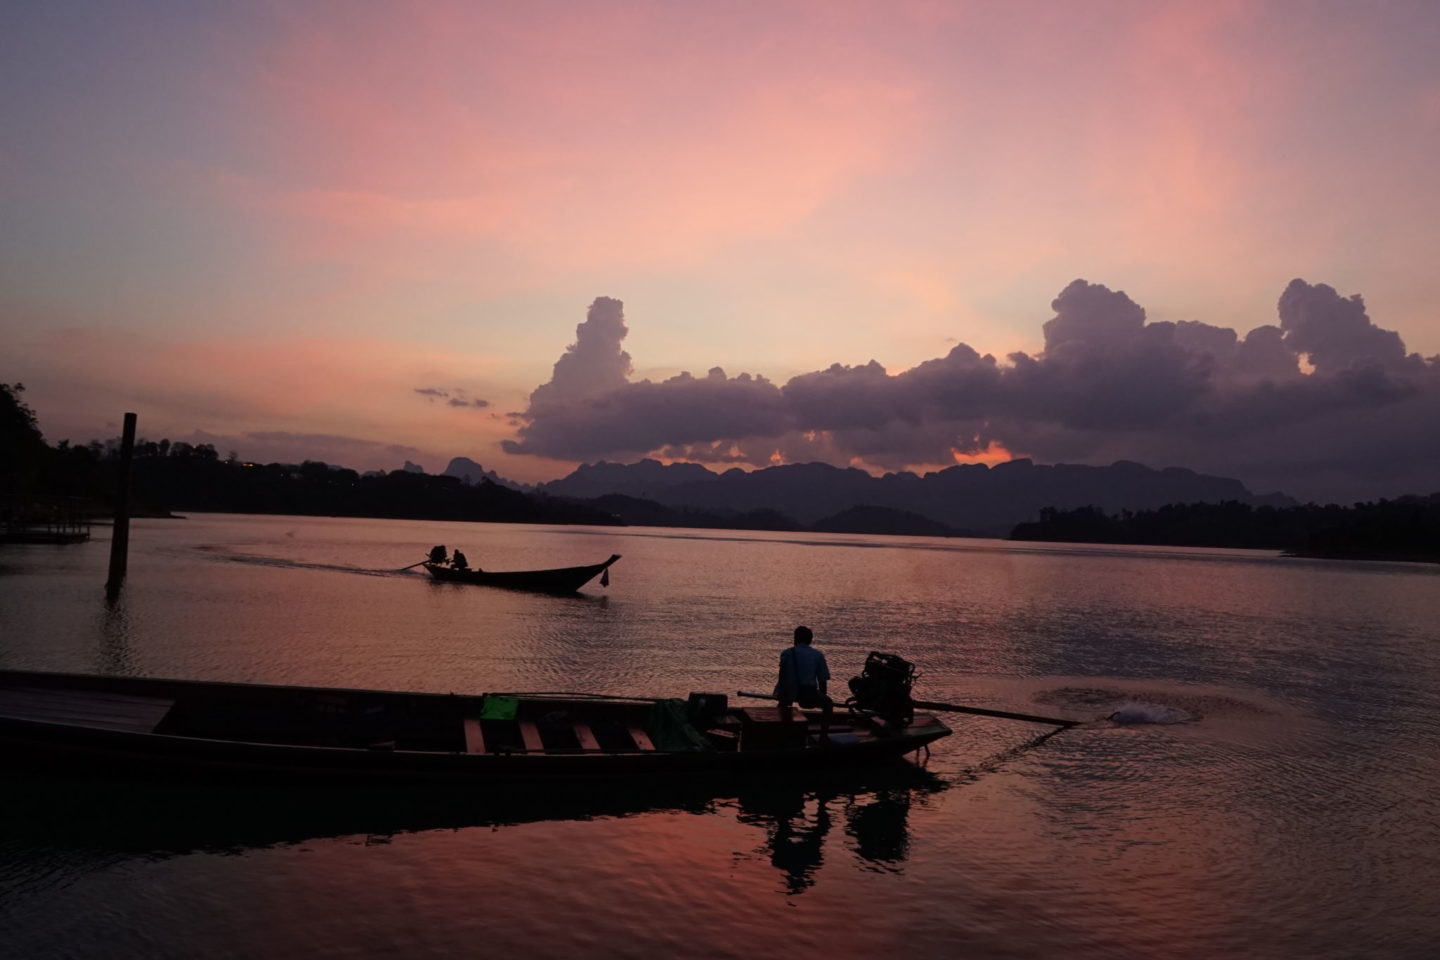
[4,1,1438,500]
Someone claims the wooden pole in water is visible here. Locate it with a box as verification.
[735,690,1080,728]
[910,699,1081,728]
[105,412,137,598]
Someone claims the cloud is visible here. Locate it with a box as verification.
[504,298,789,458]
[416,386,490,409]
[504,284,1439,501]
[507,366,788,461]
[526,297,633,408]
[1276,279,1409,374]
[1004,281,1215,430]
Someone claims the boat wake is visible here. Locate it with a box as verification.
[1016,679,1326,750]
[1104,702,1194,725]
[189,544,417,579]
[1031,682,1282,727]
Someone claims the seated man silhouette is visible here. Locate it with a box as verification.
[774,625,832,737]
[451,548,469,571]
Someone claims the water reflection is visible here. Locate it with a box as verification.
[735,772,940,895]
[848,787,913,865]
[95,592,135,677]
[736,784,834,895]
[1,765,946,902]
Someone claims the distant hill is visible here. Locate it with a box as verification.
[586,495,970,537]
[542,458,1294,536]
[443,456,528,491]
[542,459,717,500]
[588,493,802,532]
[811,505,972,537]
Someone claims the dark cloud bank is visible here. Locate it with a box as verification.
[503,284,1440,503]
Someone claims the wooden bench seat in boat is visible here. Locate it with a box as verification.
[518,720,545,752]
[573,722,601,751]
[626,724,655,751]
[462,717,486,754]
[465,716,655,754]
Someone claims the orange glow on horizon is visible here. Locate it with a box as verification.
[951,443,1019,468]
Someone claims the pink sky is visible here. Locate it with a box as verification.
[4,1,1438,491]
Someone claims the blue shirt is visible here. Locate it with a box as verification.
[774,644,829,700]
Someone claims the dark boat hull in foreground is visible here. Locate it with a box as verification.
[423,554,620,593]
[0,670,951,784]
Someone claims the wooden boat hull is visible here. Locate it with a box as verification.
[423,554,620,593]
[0,670,951,785]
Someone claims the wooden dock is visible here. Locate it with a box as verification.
[0,518,91,544]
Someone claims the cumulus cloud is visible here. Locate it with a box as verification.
[504,299,788,459]
[1276,279,1407,373]
[507,364,788,461]
[526,297,634,409]
[1005,281,1216,430]
[502,284,1439,501]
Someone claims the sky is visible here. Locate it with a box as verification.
[3,0,1438,502]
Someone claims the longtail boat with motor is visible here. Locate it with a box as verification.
[0,658,951,784]
[423,553,620,593]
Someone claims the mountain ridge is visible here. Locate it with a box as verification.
[536,457,1295,536]
[442,456,529,491]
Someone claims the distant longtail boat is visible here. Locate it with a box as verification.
[423,554,620,593]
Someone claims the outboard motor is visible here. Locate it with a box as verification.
[847,651,917,728]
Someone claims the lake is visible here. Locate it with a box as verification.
[2,513,1438,959]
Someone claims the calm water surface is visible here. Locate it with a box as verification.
[2,514,1438,959]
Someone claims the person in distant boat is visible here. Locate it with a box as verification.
[775,625,832,736]
[427,544,448,565]
[451,548,469,571]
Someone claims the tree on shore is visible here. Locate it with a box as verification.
[1010,497,1440,562]
[1,383,47,511]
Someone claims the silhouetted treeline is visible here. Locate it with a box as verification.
[132,456,618,525]
[0,385,615,526]
[1010,498,1440,562]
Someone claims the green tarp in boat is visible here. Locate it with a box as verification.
[645,699,713,752]
[479,695,518,720]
